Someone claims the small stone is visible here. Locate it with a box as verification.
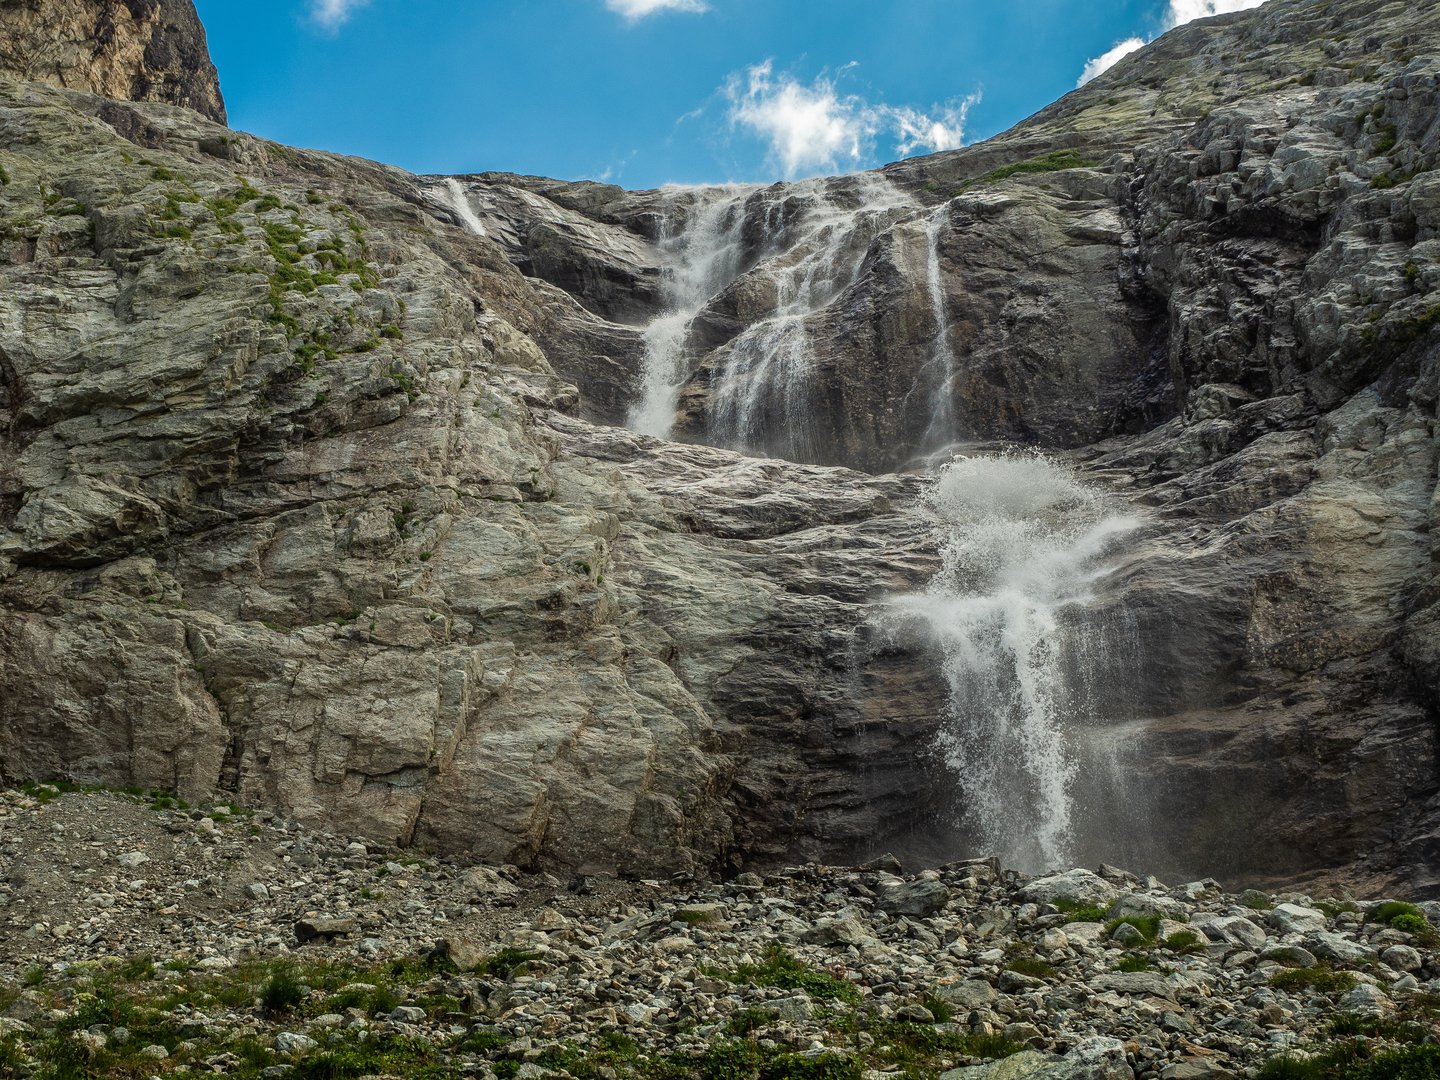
[389,1006,427,1023]
[117,851,150,869]
[276,1032,318,1054]
[244,882,270,901]
[137,1044,169,1060]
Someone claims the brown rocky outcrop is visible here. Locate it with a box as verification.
[0,0,224,122]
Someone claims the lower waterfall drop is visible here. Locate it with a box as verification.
[890,454,1142,873]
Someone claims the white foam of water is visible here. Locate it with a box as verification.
[707,173,912,457]
[443,178,488,236]
[629,185,757,438]
[921,205,958,447]
[889,454,1141,873]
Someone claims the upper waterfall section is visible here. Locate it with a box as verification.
[428,0,1440,475]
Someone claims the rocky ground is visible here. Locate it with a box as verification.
[3,786,1439,1079]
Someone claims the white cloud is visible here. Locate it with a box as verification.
[310,0,367,31]
[606,0,708,20]
[1077,37,1145,86]
[724,62,977,177]
[1078,0,1266,85]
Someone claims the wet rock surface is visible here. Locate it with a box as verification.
[4,788,1440,1079]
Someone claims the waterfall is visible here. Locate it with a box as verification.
[707,174,912,458]
[920,204,958,448]
[443,178,488,236]
[889,454,1141,873]
[628,186,756,438]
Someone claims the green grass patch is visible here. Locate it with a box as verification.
[971,150,1100,187]
[1269,967,1358,994]
[1053,899,1110,922]
[1105,914,1161,942]
[1162,930,1206,955]
[1116,953,1158,973]
[1004,956,1056,979]
[710,947,860,1005]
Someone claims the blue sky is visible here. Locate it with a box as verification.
[193,0,1264,188]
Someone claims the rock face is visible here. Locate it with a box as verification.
[0,73,945,876]
[0,0,224,122]
[0,0,1438,894]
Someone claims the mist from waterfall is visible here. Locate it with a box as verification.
[889,454,1142,874]
[629,186,756,438]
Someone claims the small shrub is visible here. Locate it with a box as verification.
[474,948,541,979]
[261,965,306,1013]
[1391,913,1429,935]
[921,993,954,1024]
[1370,901,1426,926]
[725,1006,770,1036]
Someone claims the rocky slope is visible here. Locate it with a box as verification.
[0,0,224,123]
[3,786,1440,1080]
[0,0,1437,897]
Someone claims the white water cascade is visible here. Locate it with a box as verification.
[708,174,912,458]
[889,454,1142,873]
[628,186,757,438]
[442,178,488,237]
[919,205,959,449]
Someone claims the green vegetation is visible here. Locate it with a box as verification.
[708,947,860,1005]
[969,150,1100,188]
[473,948,541,978]
[17,780,194,813]
[1003,956,1056,979]
[1116,953,1159,973]
[260,965,305,1013]
[1257,1044,1440,1080]
[1269,967,1358,994]
[1162,930,1206,955]
[1243,894,1275,911]
[1105,914,1162,942]
[0,162,11,185]
[1374,124,1398,154]
[1052,898,1110,922]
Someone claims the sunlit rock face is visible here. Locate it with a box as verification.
[0,0,225,122]
[1,0,1439,896]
